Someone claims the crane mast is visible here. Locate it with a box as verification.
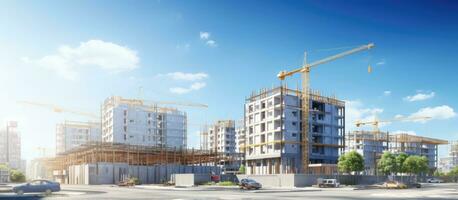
[277,43,375,174]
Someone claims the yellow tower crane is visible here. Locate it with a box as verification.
[18,99,208,120]
[17,101,100,119]
[277,43,375,173]
[355,116,431,132]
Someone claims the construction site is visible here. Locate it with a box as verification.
[346,131,448,175]
[20,42,452,186]
[40,142,235,184]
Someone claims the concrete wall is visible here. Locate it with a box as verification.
[66,163,220,185]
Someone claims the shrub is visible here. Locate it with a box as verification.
[128,177,141,185]
[10,170,26,183]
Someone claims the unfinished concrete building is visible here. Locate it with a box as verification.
[345,131,389,175]
[389,133,447,171]
[346,131,448,174]
[43,143,228,184]
[201,120,244,173]
[102,96,187,149]
[56,121,101,154]
[244,86,345,175]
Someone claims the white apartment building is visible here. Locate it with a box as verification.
[235,125,246,153]
[0,121,22,170]
[244,86,345,175]
[56,121,101,154]
[101,96,187,149]
[205,120,236,156]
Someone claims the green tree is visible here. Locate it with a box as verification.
[448,166,458,176]
[10,170,26,182]
[403,156,429,175]
[377,152,397,175]
[238,164,246,174]
[338,151,364,174]
[395,153,409,174]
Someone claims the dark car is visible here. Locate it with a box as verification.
[239,178,262,190]
[13,179,61,195]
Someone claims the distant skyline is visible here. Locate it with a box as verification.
[1,0,457,160]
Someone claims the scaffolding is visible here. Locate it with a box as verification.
[42,142,238,173]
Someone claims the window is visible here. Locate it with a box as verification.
[292,111,297,117]
[123,110,127,116]
[123,126,127,132]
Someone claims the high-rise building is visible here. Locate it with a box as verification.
[0,121,22,170]
[56,121,101,154]
[204,120,236,156]
[101,96,187,149]
[244,86,345,175]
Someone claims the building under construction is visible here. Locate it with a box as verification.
[41,142,233,185]
[244,86,345,175]
[345,131,448,175]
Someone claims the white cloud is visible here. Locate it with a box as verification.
[161,72,209,81]
[200,32,210,40]
[23,40,139,80]
[199,31,217,47]
[376,60,386,66]
[345,100,384,130]
[403,91,435,102]
[206,40,217,47]
[383,91,391,96]
[407,105,456,122]
[170,82,206,94]
[391,130,417,135]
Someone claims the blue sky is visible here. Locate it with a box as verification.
[1,0,457,160]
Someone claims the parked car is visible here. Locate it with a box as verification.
[427,178,443,183]
[13,179,60,195]
[239,178,262,190]
[317,179,340,188]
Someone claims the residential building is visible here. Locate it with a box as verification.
[204,120,237,156]
[244,86,345,175]
[101,96,187,149]
[389,133,447,171]
[235,123,246,153]
[0,167,9,183]
[345,131,448,174]
[438,157,454,173]
[0,121,22,170]
[344,131,389,175]
[56,121,101,154]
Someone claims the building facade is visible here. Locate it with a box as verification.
[345,131,448,174]
[0,121,22,170]
[56,121,101,154]
[345,131,389,175]
[235,124,246,153]
[244,86,345,175]
[204,120,237,156]
[101,96,187,149]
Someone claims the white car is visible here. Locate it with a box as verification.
[427,178,443,183]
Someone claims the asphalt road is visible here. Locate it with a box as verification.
[1,183,457,200]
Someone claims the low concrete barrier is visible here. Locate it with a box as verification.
[174,174,211,187]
